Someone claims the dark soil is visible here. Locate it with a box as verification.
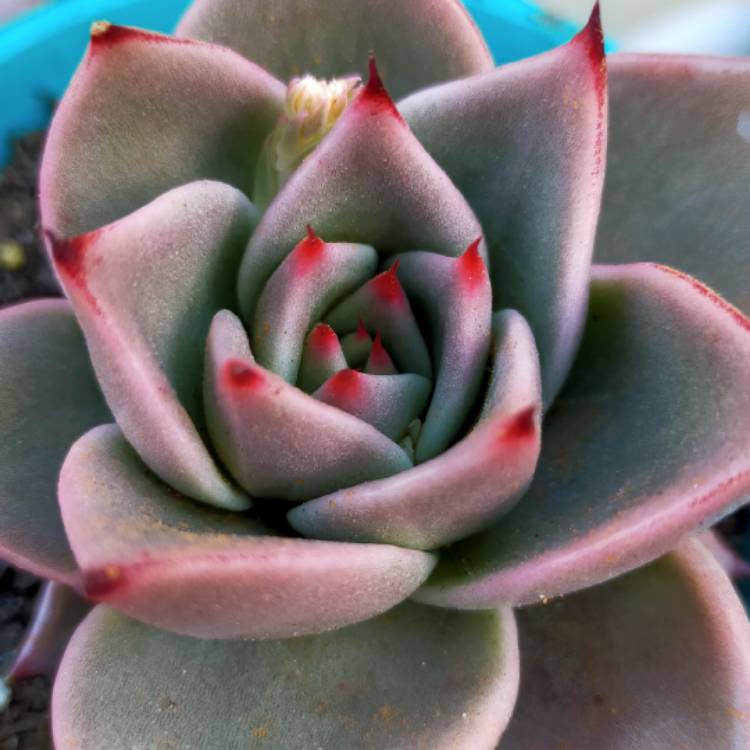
[0,133,55,750]
[0,132,60,309]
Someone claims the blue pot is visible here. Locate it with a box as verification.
[0,0,580,167]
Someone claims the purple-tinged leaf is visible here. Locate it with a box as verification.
[290,310,541,550]
[237,60,485,326]
[418,264,750,607]
[597,55,750,315]
[500,539,750,749]
[59,425,435,639]
[40,24,284,238]
[312,369,431,441]
[252,227,377,382]
[48,181,254,511]
[298,323,348,392]
[177,0,493,100]
[6,583,89,681]
[0,300,109,585]
[326,262,433,379]
[205,356,412,501]
[396,240,492,461]
[400,7,607,403]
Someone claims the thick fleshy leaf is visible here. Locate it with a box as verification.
[0,300,109,585]
[396,242,492,462]
[237,61,486,325]
[596,54,750,315]
[313,369,431,441]
[54,601,517,750]
[400,8,607,402]
[177,0,493,101]
[326,263,433,379]
[7,583,89,681]
[252,228,378,382]
[418,264,750,608]
[59,425,436,639]
[341,321,373,368]
[48,181,254,511]
[298,323,348,392]
[39,23,284,238]
[365,332,398,375]
[205,356,412,501]
[500,539,750,750]
[290,310,541,550]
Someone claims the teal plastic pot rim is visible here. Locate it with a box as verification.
[0,0,581,167]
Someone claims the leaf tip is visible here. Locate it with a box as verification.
[456,237,487,291]
[83,564,126,600]
[360,55,404,122]
[223,359,265,390]
[501,406,538,444]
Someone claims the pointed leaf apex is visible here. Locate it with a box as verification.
[501,405,538,444]
[90,20,112,38]
[356,318,369,339]
[360,56,403,121]
[372,261,405,304]
[577,2,606,70]
[223,359,265,390]
[293,226,326,273]
[310,323,340,355]
[327,368,363,400]
[456,237,488,291]
[305,224,319,242]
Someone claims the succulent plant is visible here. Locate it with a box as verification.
[1,0,750,747]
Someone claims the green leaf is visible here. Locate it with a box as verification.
[53,601,517,750]
[500,539,750,749]
[0,300,109,585]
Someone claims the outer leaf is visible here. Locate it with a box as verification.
[596,54,750,315]
[400,8,607,402]
[237,61,486,324]
[204,356,412,501]
[177,0,493,101]
[289,310,541,550]
[39,23,284,238]
[54,601,517,750]
[7,582,89,681]
[418,264,750,608]
[0,300,109,585]
[59,425,434,639]
[500,539,750,750]
[48,180,254,511]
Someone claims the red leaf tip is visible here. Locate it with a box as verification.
[501,406,538,443]
[369,331,391,366]
[356,318,369,340]
[83,564,126,599]
[224,359,265,390]
[309,323,340,356]
[456,237,487,291]
[360,55,403,121]
[45,228,101,312]
[578,2,606,70]
[371,260,405,304]
[325,368,364,401]
[293,226,326,274]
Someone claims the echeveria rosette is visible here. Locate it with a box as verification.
[0,0,748,747]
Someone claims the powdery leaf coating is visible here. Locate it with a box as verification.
[237,60,486,325]
[177,0,493,100]
[53,601,517,750]
[418,263,750,608]
[290,310,541,550]
[500,539,750,750]
[597,55,750,315]
[39,24,285,238]
[59,425,436,639]
[400,7,607,403]
[204,356,412,501]
[48,180,255,511]
[0,300,109,585]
